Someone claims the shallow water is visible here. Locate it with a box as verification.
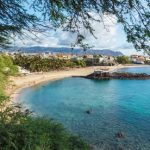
[117,66,150,74]
[19,67,150,150]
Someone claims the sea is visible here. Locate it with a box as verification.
[18,66,150,150]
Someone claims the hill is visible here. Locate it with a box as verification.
[7,46,124,56]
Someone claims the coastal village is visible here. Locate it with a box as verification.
[1,49,150,78]
[1,50,150,66]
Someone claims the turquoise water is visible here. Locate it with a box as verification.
[19,67,150,150]
[117,66,150,74]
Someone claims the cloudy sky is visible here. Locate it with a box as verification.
[14,14,143,56]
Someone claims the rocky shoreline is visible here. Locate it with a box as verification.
[84,72,150,80]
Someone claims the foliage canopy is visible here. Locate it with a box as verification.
[0,55,18,98]
[13,55,86,72]
[116,56,131,64]
[0,105,90,150]
[0,0,149,52]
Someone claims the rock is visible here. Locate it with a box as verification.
[115,132,125,139]
[86,109,92,114]
[85,72,150,80]
[118,146,124,150]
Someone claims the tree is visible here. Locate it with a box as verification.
[0,0,149,53]
[0,104,90,150]
[0,0,38,47]
[116,56,131,64]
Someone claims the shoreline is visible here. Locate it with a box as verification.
[5,64,149,106]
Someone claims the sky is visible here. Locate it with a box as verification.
[13,4,144,56]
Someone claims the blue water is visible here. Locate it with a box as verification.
[19,67,150,150]
[117,66,150,74]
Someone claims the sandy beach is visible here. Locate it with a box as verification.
[5,64,149,105]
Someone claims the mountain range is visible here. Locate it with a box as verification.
[7,46,124,56]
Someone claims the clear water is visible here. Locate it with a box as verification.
[19,67,150,150]
[117,66,150,74]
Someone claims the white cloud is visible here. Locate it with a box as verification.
[13,14,142,55]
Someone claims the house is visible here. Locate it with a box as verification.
[71,55,83,61]
[55,54,72,60]
[84,55,94,59]
[41,52,52,58]
[145,56,150,64]
[63,54,72,60]
[145,56,150,61]
[102,56,116,66]
[98,57,104,63]
[130,55,145,64]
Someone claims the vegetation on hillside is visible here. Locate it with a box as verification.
[0,55,90,150]
[0,55,18,101]
[0,105,90,150]
[13,55,86,72]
